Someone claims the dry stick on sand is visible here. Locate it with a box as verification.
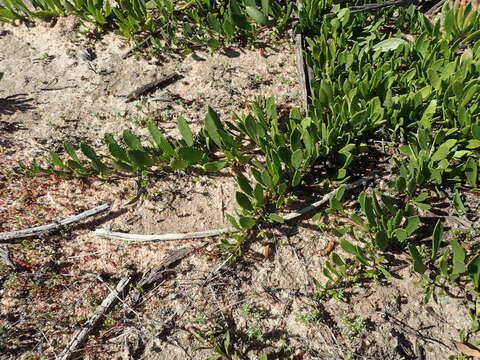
[0,203,110,242]
[125,73,180,102]
[94,227,232,242]
[57,272,134,360]
[94,175,375,243]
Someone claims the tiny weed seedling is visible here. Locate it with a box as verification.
[196,329,240,360]
[341,316,366,337]
[242,304,266,342]
[296,311,324,326]
[242,303,263,322]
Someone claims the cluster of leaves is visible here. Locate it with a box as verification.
[216,2,480,252]
[19,90,359,222]
[296,2,480,337]
[18,112,228,177]
[303,6,480,140]
[0,0,293,51]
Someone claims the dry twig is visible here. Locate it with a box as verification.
[57,272,134,360]
[131,247,193,303]
[94,227,232,242]
[94,174,376,243]
[125,73,180,102]
[0,203,110,242]
[282,176,373,221]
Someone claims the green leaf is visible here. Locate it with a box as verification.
[375,231,389,251]
[359,191,366,211]
[465,157,478,187]
[261,0,270,15]
[329,196,344,212]
[218,129,240,150]
[473,124,480,139]
[207,13,223,33]
[415,192,429,202]
[431,139,457,162]
[230,12,249,30]
[339,143,355,154]
[395,228,407,243]
[468,255,480,289]
[331,253,345,267]
[292,170,302,187]
[50,152,68,170]
[444,6,455,36]
[466,139,480,149]
[340,238,357,256]
[207,37,220,52]
[251,167,264,186]
[239,216,256,229]
[413,201,431,210]
[464,29,480,43]
[236,191,253,211]
[372,38,409,52]
[420,100,437,127]
[377,265,392,278]
[224,331,231,353]
[177,147,203,163]
[90,158,109,174]
[226,213,241,230]
[336,168,347,180]
[332,227,348,237]
[395,176,406,194]
[291,149,303,170]
[269,213,284,223]
[451,239,466,265]
[204,108,223,148]
[261,168,274,189]
[105,135,130,163]
[453,189,466,214]
[148,122,174,156]
[336,185,346,201]
[123,130,144,151]
[427,69,441,90]
[236,175,253,196]
[408,245,427,274]
[431,220,443,260]
[66,159,87,172]
[253,184,264,206]
[111,160,135,173]
[404,216,420,236]
[362,195,376,227]
[177,116,194,147]
[170,157,188,169]
[354,247,370,266]
[80,142,99,161]
[64,143,80,162]
[245,5,268,25]
[439,249,449,276]
[323,266,334,281]
[66,160,88,174]
[204,159,228,172]
[380,194,396,214]
[244,115,265,143]
[350,214,366,229]
[128,150,155,169]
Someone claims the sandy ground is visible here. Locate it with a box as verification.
[0,17,474,360]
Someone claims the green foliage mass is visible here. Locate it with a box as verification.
[10,0,480,346]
